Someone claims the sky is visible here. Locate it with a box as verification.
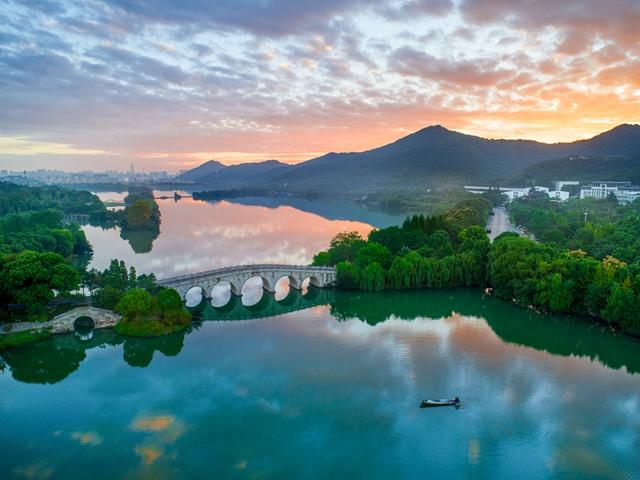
[0,0,639,171]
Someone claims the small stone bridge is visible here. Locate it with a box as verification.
[157,264,337,301]
[1,307,121,336]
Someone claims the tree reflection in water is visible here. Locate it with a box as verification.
[1,329,187,384]
[120,228,160,254]
[3,289,640,385]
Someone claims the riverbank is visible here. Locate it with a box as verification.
[0,329,52,351]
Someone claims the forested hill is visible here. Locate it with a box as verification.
[510,151,640,186]
[174,159,288,185]
[178,124,640,194]
[174,160,224,182]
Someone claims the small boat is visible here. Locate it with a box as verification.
[420,397,460,408]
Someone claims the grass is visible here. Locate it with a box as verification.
[0,328,52,351]
[114,313,191,338]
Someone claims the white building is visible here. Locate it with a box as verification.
[580,182,630,199]
[579,181,640,204]
[548,190,570,201]
[464,185,561,202]
[554,180,580,191]
[615,187,640,204]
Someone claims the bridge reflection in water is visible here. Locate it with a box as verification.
[192,285,335,321]
[4,290,640,386]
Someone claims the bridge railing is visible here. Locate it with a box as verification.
[157,264,336,285]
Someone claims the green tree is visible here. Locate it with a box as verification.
[116,288,153,320]
[156,288,183,315]
[328,231,366,264]
[124,200,154,229]
[0,251,80,316]
[602,279,640,334]
[336,262,361,290]
[355,242,393,269]
[92,285,124,310]
[359,262,386,291]
[312,250,332,266]
[388,256,413,289]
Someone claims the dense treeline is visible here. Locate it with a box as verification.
[489,234,640,336]
[509,194,640,262]
[0,210,91,257]
[193,189,272,201]
[0,200,94,319]
[317,193,640,337]
[0,251,80,319]
[0,182,109,220]
[313,197,492,292]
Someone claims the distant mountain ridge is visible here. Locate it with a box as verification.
[177,124,640,194]
[175,160,224,182]
[175,159,289,185]
[512,151,640,186]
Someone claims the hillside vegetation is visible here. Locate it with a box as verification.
[177,124,640,195]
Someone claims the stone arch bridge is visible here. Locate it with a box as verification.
[1,306,121,336]
[49,306,121,334]
[157,264,337,301]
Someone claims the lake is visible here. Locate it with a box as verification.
[84,192,404,279]
[1,195,639,479]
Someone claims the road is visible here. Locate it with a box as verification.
[486,206,521,242]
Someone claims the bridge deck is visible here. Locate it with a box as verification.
[157,264,336,285]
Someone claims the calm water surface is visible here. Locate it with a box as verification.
[1,290,639,479]
[84,192,403,278]
[2,196,639,479]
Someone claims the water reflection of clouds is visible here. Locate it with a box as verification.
[69,431,103,446]
[84,196,374,277]
[12,463,54,480]
[3,304,640,478]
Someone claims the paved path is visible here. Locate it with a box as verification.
[486,206,537,242]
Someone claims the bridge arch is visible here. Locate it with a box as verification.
[278,274,300,290]
[73,315,95,330]
[241,275,273,294]
[301,276,320,295]
[185,286,206,308]
[240,276,271,307]
[273,275,299,302]
[73,315,95,341]
[211,280,238,308]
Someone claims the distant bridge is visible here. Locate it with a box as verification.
[157,264,337,301]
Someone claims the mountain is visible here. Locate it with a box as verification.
[174,160,224,182]
[180,124,640,194]
[197,160,290,186]
[175,159,290,186]
[512,151,640,186]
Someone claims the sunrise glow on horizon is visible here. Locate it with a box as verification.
[0,0,639,170]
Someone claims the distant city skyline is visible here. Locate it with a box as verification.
[0,0,639,171]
